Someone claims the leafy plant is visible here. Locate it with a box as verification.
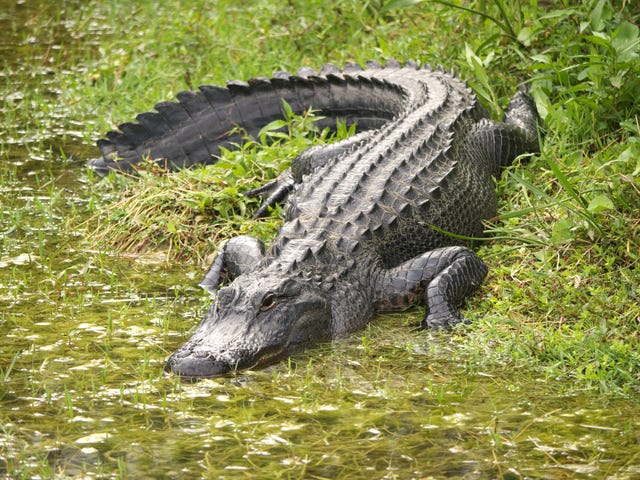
[82,103,349,261]
[376,0,520,41]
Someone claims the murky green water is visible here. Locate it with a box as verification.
[1,1,639,478]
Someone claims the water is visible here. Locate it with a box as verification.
[1,1,639,478]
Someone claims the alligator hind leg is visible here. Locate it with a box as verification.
[374,247,488,329]
[199,235,265,294]
[421,248,488,328]
[466,88,540,178]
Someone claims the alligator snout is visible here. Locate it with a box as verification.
[165,350,233,378]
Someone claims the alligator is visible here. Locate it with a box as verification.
[90,59,539,378]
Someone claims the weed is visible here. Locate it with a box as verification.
[80,104,350,261]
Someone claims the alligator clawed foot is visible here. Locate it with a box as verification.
[422,309,465,330]
[245,170,296,218]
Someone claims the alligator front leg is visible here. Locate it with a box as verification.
[245,170,297,218]
[199,235,265,294]
[374,247,488,329]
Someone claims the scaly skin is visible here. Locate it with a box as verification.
[92,60,540,378]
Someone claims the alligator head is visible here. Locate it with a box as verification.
[165,272,332,378]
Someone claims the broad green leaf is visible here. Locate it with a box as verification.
[609,72,624,89]
[612,21,640,62]
[464,44,494,109]
[380,0,425,12]
[551,218,575,245]
[538,8,579,21]
[258,119,288,139]
[530,87,550,120]
[589,0,612,32]
[530,54,550,64]
[585,33,612,50]
[587,194,614,213]
[517,27,534,47]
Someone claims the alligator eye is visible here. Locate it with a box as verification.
[259,292,278,312]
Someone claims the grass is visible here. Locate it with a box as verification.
[70,0,640,395]
[82,106,346,261]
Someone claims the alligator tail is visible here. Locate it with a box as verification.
[89,61,415,175]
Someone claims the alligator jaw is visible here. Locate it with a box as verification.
[164,344,289,379]
[164,350,233,379]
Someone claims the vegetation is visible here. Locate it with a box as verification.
[1,0,639,477]
[78,0,640,394]
[83,106,346,262]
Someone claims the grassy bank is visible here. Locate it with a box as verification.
[69,0,640,395]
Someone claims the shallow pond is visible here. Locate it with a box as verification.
[1,1,639,478]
